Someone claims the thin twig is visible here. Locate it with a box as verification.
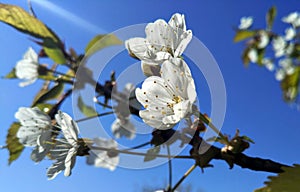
[167,145,172,191]
[90,146,193,159]
[123,142,151,151]
[75,111,114,123]
[171,164,197,192]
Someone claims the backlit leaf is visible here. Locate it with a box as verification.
[6,122,24,165]
[0,3,59,41]
[4,68,17,79]
[266,6,277,30]
[77,95,97,117]
[32,82,64,106]
[280,67,300,102]
[144,146,161,162]
[234,30,256,42]
[255,164,300,192]
[85,34,122,56]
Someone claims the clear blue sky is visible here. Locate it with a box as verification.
[0,1,300,192]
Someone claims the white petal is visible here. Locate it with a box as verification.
[282,12,298,23]
[248,49,258,63]
[285,27,296,41]
[162,100,192,124]
[55,111,79,145]
[64,147,77,177]
[174,30,192,57]
[141,61,161,76]
[168,13,186,31]
[125,37,149,59]
[238,17,253,30]
[275,69,285,81]
[23,47,38,61]
[139,110,172,129]
[257,31,269,49]
[111,118,136,139]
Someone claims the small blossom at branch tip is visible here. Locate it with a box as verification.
[282,12,300,27]
[87,138,119,171]
[238,16,253,30]
[15,47,39,87]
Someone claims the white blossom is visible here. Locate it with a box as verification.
[15,107,52,147]
[282,12,298,24]
[272,36,287,58]
[248,49,258,63]
[47,111,79,180]
[112,83,137,139]
[238,16,253,30]
[111,118,135,139]
[262,58,275,71]
[15,47,39,87]
[282,12,300,27]
[257,31,269,49]
[135,58,196,129]
[125,13,192,76]
[279,58,295,75]
[275,69,286,81]
[87,138,119,171]
[285,27,296,41]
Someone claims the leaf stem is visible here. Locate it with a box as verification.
[167,145,172,191]
[171,164,197,192]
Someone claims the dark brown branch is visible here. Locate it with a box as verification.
[157,129,290,174]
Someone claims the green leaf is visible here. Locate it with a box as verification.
[242,47,251,66]
[266,6,277,30]
[85,34,122,56]
[6,122,24,165]
[234,30,256,42]
[255,164,300,192]
[0,3,59,42]
[43,38,66,64]
[257,48,265,66]
[280,67,300,102]
[144,146,161,162]
[77,95,97,117]
[241,136,255,144]
[4,68,17,78]
[32,82,64,106]
[34,103,54,114]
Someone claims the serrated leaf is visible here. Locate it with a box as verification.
[0,3,59,42]
[281,67,300,102]
[234,30,256,42]
[266,6,277,30]
[32,82,64,106]
[6,122,24,164]
[77,95,97,117]
[85,34,122,56]
[144,146,161,162]
[255,164,300,192]
[4,68,17,79]
[43,38,66,64]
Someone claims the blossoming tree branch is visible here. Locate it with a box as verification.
[0,3,299,192]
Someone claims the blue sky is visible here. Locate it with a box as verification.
[0,0,300,192]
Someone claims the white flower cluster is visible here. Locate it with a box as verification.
[238,11,299,82]
[125,13,197,130]
[15,107,119,179]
